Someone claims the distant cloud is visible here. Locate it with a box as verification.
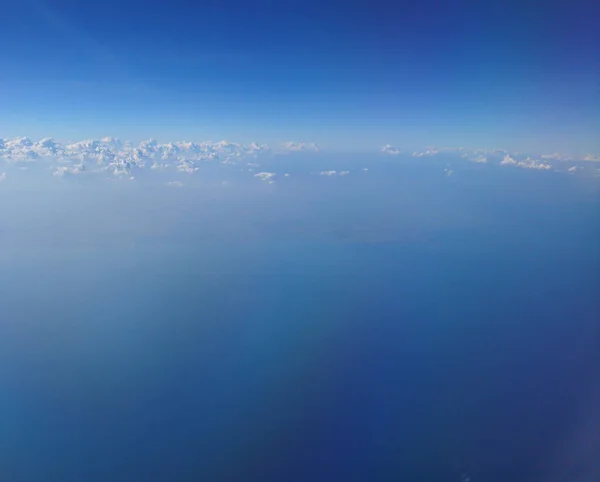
[166,181,184,187]
[0,137,271,175]
[53,165,85,177]
[1,137,594,184]
[411,147,465,158]
[317,170,350,176]
[500,155,551,170]
[541,153,568,161]
[517,158,552,170]
[381,144,401,155]
[0,172,6,183]
[500,154,518,166]
[583,154,600,162]
[412,148,439,157]
[0,137,302,184]
[281,142,319,153]
[471,155,488,163]
[254,172,276,183]
[176,160,199,174]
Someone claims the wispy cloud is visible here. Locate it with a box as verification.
[281,142,319,153]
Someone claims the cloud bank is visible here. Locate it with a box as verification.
[0,137,597,184]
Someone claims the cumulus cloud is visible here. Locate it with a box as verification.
[0,137,274,176]
[1,137,40,161]
[519,158,551,170]
[381,144,401,155]
[1,137,594,184]
[176,159,200,174]
[53,165,86,177]
[500,155,551,170]
[500,154,518,166]
[254,172,276,183]
[0,137,318,184]
[411,147,466,158]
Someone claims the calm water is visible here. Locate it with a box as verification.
[0,192,598,481]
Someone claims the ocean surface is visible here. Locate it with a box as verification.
[0,172,598,482]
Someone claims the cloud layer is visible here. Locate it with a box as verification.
[0,137,275,178]
[381,143,598,176]
[1,137,597,185]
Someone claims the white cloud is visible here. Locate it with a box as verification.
[176,159,199,174]
[0,137,273,176]
[500,155,551,170]
[412,148,439,157]
[568,166,578,173]
[1,137,594,184]
[0,172,6,183]
[500,154,518,165]
[583,154,600,162]
[517,158,552,170]
[381,144,401,155]
[1,137,39,161]
[315,170,350,177]
[166,181,184,187]
[281,142,319,153]
[254,172,276,183]
[411,147,465,158]
[541,153,565,160]
[53,165,85,177]
[151,161,169,170]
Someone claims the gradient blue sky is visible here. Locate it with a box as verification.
[1,0,598,154]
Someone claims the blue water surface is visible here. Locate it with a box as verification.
[0,174,598,482]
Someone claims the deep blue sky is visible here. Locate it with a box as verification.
[1,0,598,153]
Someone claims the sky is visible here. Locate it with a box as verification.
[1,0,598,154]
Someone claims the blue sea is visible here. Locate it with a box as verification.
[0,170,598,482]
